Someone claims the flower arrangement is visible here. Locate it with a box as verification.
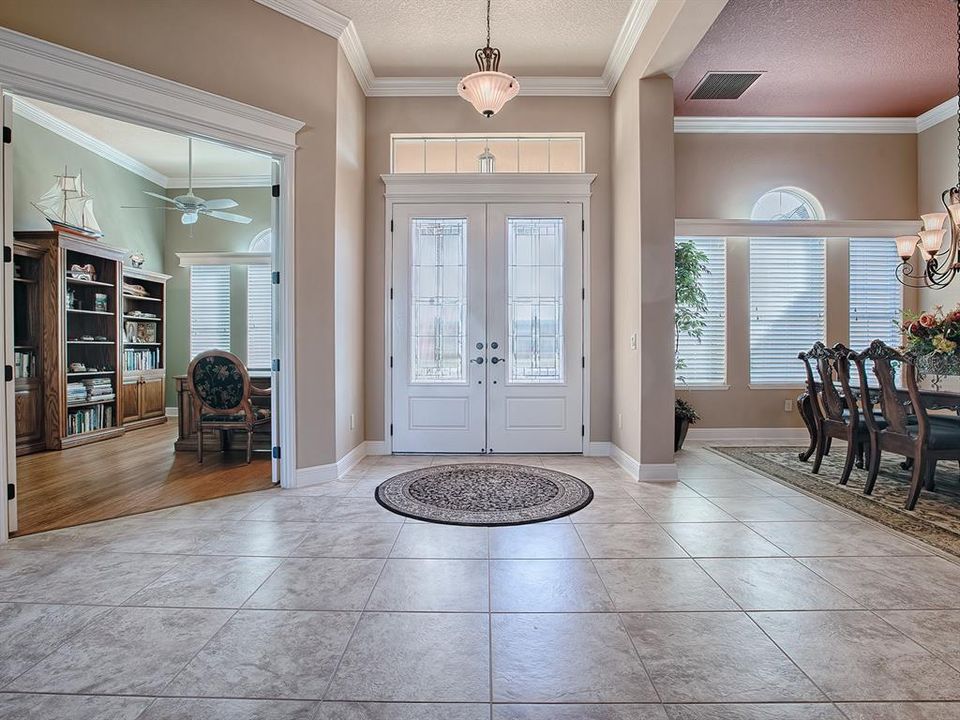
[901,305,960,356]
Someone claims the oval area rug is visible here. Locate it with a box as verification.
[375,463,593,526]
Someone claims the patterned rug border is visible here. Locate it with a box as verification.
[374,463,594,527]
[708,445,960,558]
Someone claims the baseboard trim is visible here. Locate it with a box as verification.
[609,443,640,478]
[294,440,388,486]
[165,406,178,417]
[687,427,808,443]
[364,440,389,456]
[585,441,611,457]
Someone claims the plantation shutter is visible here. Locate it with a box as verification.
[749,237,826,384]
[676,237,726,385]
[849,237,903,351]
[246,265,273,371]
[189,265,231,357]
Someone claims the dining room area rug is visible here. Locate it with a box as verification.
[709,445,960,557]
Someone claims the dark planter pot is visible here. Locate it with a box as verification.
[675,415,690,452]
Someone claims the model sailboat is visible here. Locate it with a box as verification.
[31,167,103,238]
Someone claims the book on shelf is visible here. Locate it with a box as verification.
[123,346,161,371]
[13,350,35,378]
[67,377,115,403]
[67,404,114,435]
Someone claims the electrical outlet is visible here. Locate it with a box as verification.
[630,333,638,350]
[618,412,623,429]
[350,413,356,430]
[784,399,793,413]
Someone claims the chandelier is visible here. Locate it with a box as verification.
[897,0,960,287]
[457,0,519,117]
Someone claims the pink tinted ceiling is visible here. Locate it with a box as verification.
[675,0,957,117]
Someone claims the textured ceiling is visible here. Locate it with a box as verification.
[319,0,632,77]
[676,0,957,117]
[26,99,273,181]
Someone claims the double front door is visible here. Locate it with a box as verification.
[392,203,583,454]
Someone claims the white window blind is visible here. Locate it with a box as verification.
[849,238,903,351]
[190,265,231,358]
[247,265,272,371]
[676,237,726,385]
[749,238,826,384]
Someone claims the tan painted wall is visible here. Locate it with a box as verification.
[363,96,613,443]
[0,0,344,469]
[675,133,919,428]
[334,48,366,459]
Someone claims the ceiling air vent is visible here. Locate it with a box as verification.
[688,72,763,100]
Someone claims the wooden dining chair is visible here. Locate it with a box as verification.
[852,339,960,509]
[186,350,271,464]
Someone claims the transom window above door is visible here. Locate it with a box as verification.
[391,133,584,174]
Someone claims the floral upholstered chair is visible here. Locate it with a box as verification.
[186,350,271,464]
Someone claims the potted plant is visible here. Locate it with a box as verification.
[674,240,710,451]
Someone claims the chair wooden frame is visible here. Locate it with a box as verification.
[852,339,951,509]
[186,350,271,464]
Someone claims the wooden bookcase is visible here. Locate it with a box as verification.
[121,267,170,430]
[15,230,126,450]
[13,242,46,455]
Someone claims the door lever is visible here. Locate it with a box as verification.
[490,356,504,364]
[470,357,485,364]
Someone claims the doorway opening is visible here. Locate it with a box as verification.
[6,95,281,535]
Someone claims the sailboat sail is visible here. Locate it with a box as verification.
[30,168,103,237]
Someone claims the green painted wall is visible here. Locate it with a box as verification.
[12,115,165,271]
[162,186,272,405]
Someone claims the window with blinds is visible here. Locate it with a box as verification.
[676,237,726,385]
[849,238,903,351]
[749,238,826,384]
[247,265,272,371]
[189,265,231,358]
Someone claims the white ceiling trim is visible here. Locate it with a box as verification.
[167,175,273,189]
[602,0,658,93]
[917,96,959,132]
[13,97,168,187]
[674,116,920,134]
[367,76,609,98]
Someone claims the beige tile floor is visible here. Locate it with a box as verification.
[1,445,960,719]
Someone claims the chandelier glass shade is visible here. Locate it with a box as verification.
[457,1,519,117]
[897,0,960,287]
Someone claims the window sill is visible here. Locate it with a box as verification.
[675,384,730,391]
[748,383,805,391]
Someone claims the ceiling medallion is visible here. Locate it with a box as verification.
[897,0,960,288]
[457,0,520,117]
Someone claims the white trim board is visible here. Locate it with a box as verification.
[295,440,380,486]
[676,218,921,238]
[177,251,271,266]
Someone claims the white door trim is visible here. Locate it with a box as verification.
[0,28,304,541]
[382,173,596,453]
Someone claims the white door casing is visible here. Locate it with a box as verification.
[2,91,15,534]
[391,204,487,453]
[486,203,583,453]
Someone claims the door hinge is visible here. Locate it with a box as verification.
[4,365,12,382]
[581,287,585,300]
[581,356,585,368]
[271,183,280,198]
[2,126,10,144]
[271,446,281,459]
[581,219,585,232]
[390,219,394,233]
[581,424,585,437]
[271,271,280,285]
[7,483,14,501]
[3,245,11,263]
[389,356,393,368]
[271,358,280,372]
[389,287,394,300]
[390,423,394,436]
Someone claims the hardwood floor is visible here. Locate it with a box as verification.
[14,421,273,536]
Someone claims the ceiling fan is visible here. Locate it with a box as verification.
[123,138,252,225]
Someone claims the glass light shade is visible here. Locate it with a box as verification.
[949,199,960,226]
[919,228,947,256]
[921,212,948,231]
[457,71,519,117]
[895,234,919,260]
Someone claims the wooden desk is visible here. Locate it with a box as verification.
[174,374,272,452]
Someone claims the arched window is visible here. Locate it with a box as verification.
[751,186,824,221]
[247,229,272,371]
[749,187,825,383]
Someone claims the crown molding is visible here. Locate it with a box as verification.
[167,175,273,189]
[367,75,609,98]
[916,96,959,132]
[13,96,168,186]
[602,0,658,93]
[674,116,919,134]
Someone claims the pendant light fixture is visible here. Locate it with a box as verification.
[457,0,519,117]
[897,0,960,287]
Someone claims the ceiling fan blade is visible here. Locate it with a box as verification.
[203,198,239,210]
[181,212,199,225]
[203,210,253,224]
[143,191,179,204]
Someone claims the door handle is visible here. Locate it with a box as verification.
[490,357,504,364]
[470,357,485,364]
